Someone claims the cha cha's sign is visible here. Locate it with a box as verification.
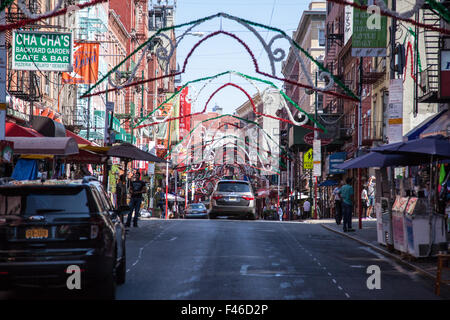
[12,31,73,72]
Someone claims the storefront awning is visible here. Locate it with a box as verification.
[405,109,448,141]
[65,129,94,146]
[5,137,79,156]
[6,122,42,137]
[420,109,449,139]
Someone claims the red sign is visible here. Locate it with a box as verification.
[303,132,332,146]
[179,86,191,137]
[440,50,450,98]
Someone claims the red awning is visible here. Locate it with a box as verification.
[6,122,43,137]
[65,129,92,145]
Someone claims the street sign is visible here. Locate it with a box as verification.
[313,140,321,177]
[106,102,114,112]
[303,148,313,170]
[12,31,73,72]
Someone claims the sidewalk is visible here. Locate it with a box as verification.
[317,218,443,284]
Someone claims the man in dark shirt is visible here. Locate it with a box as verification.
[126,171,147,227]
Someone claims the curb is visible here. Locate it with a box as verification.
[321,224,436,281]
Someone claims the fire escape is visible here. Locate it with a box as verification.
[6,0,41,105]
[321,17,349,147]
[418,3,446,102]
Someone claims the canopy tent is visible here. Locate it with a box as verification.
[318,180,338,187]
[107,143,167,163]
[65,149,106,164]
[336,151,433,169]
[163,193,185,202]
[5,137,79,156]
[371,135,450,159]
[11,158,38,180]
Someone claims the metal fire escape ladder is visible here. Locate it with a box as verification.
[419,6,441,102]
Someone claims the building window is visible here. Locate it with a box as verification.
[318,29,326,47]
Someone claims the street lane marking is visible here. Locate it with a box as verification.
[240,264,249,276]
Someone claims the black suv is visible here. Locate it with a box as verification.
[0,177,126,299]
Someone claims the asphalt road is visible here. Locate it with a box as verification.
[117,218,441,300]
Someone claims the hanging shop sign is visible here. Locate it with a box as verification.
[179,86,191,138]
[313,139,321,177]
[304,131,332,146]
[387,79,403,144]
[12,31,73,72]
[0,140,13,163]
[351,0,387,57]
[440,50,450,99]
[329,152,347,174]
[344,0,353,46]
[62,42,99,84]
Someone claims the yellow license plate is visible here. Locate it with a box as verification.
[25,228,48,239]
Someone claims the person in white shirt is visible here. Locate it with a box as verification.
[332,182,343,225]
[277,206,283,221]
[303,200,311,219]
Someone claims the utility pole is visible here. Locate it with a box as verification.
[0,1,6,140]
[358,57,363,229]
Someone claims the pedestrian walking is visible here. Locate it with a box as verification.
[278,206,283,221]
[332,182,342,225]
[361,183,369,219]
[367,176,376,218]
[126,171,147,228]
[303,199,311,219]
[155,187,166,219]
[339,177,355,232]
[116,174,127,223]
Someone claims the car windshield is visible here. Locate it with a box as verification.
[0,186,90,216]
[190,204,205,209]
[217,182,251,193]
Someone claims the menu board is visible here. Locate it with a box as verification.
[392,196,401,211]
[405,197,418,215]
[398,197,409,212]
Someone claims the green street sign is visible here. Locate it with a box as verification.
[12,30,73,71]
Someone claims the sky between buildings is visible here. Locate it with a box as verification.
[174,0,312,115]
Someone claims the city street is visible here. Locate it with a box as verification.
[117,219,440,300]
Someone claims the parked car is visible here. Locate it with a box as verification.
[209,180,256,220]
[0,177,126,299]
[184,203,208,219]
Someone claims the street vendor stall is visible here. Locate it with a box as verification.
[338,135,450,257]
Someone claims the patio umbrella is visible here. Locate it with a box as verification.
[335,151,432,169]
[107,143,167,163]
[371,135,450,158]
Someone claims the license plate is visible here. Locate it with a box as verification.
[26,228,48,239]
[228,197,237,201]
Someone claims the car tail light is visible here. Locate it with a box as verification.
[242,196,254,201]
[212,195,223,200]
